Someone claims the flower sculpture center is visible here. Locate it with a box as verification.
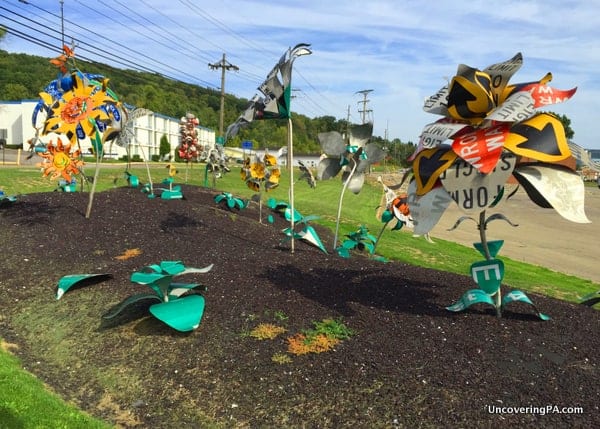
[52,151,71,170]
[61,96,92,123]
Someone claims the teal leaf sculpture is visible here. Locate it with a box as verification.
[103,261,212,332]
[267,198,327,254]
[336,225,378,259]
[580,291,600,307]
[214,192,248,210]
[0,190,17,206]
[445,223,550,320]
[56,273,112,300]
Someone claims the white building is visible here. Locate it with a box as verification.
[0,100,216,160]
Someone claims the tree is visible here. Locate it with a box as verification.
[551,112,574,140]
[159,134,171,160]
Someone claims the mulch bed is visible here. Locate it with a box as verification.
[0,184,598,428]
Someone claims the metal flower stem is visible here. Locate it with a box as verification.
[478,210,502,317]
[372,219,392,255]
[333,158,358,249]
[138,141,154,195]
[85,132,103,219]
[288,118,295,253]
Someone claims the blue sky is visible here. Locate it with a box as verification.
[2,0,599,148]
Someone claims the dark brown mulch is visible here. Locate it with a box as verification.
[0,184,598,428]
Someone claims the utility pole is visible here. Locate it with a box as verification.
[356,89,373,124]
[208,53,239,138]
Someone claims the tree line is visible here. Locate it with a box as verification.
[0,47,418,166]
[0,45,575,167]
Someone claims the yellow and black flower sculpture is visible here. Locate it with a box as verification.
[408,52,588,319]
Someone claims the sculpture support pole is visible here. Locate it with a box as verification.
[288,118,295,253]
[333,159,357,250]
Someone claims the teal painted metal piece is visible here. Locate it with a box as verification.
[580,290,600,307]
[160,189,183,200]
[473,240,504,258]
[102,293,162,319]
[214,192,247,210]
[470,259,504,294]
[502,290,551,320]
[149,295,205,332]
[124,172,139,188]
[56,273,111,300]
[56,179,77,192]
[0,190,17,206]
[108,261,211,330]
[446,289,496,312]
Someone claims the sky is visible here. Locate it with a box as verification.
[2,0,599,148]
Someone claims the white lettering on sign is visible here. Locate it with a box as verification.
[453,125,507,171]
[472,263,502,282]
[440,153,515,211]
[489,92,535,122]
[423,86,449,110]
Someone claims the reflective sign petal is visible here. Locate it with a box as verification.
[413,146,457,195]
[447,65,494,123]
[504,113,571,162]
[440,152,516,213]
[451,124,511,173]
[512,163,590,223]
[407,180,453,235]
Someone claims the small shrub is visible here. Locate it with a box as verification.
[249,323,286,340]
[271,353,292,365]
[287,318,353,355]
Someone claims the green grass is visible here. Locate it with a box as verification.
[0,161,598,427]
[0,341,111,429]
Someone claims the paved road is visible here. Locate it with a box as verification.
[429,186,600,284]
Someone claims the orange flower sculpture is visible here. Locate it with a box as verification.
[41,72,116,145]
[36,139,84,182]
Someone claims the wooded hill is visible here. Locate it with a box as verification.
[0,49,416,163]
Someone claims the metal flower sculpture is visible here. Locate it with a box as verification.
[108,104,155,194]
[0,190,17,207]
[240,153,280,223]
[316,122,385,249]
[372,176,415,255]
[34,45,122,217]
[408,52,586,319]
[36,138,84,183]
[178,113,201,162]
[204,144,230,188]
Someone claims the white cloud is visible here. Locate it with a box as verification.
[2,0,598,147]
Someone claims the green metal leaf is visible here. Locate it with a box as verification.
[381,211,394,223]
[168,283,206,299]
[336,247,351,259]
[501,290,550,320]
[149,295,205,332]
[102,293,161,319]
[473,240,504,258]
[56,273,112,300]
[580,290,600,307]
[446,289,496,312]
[342,240,357,249]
